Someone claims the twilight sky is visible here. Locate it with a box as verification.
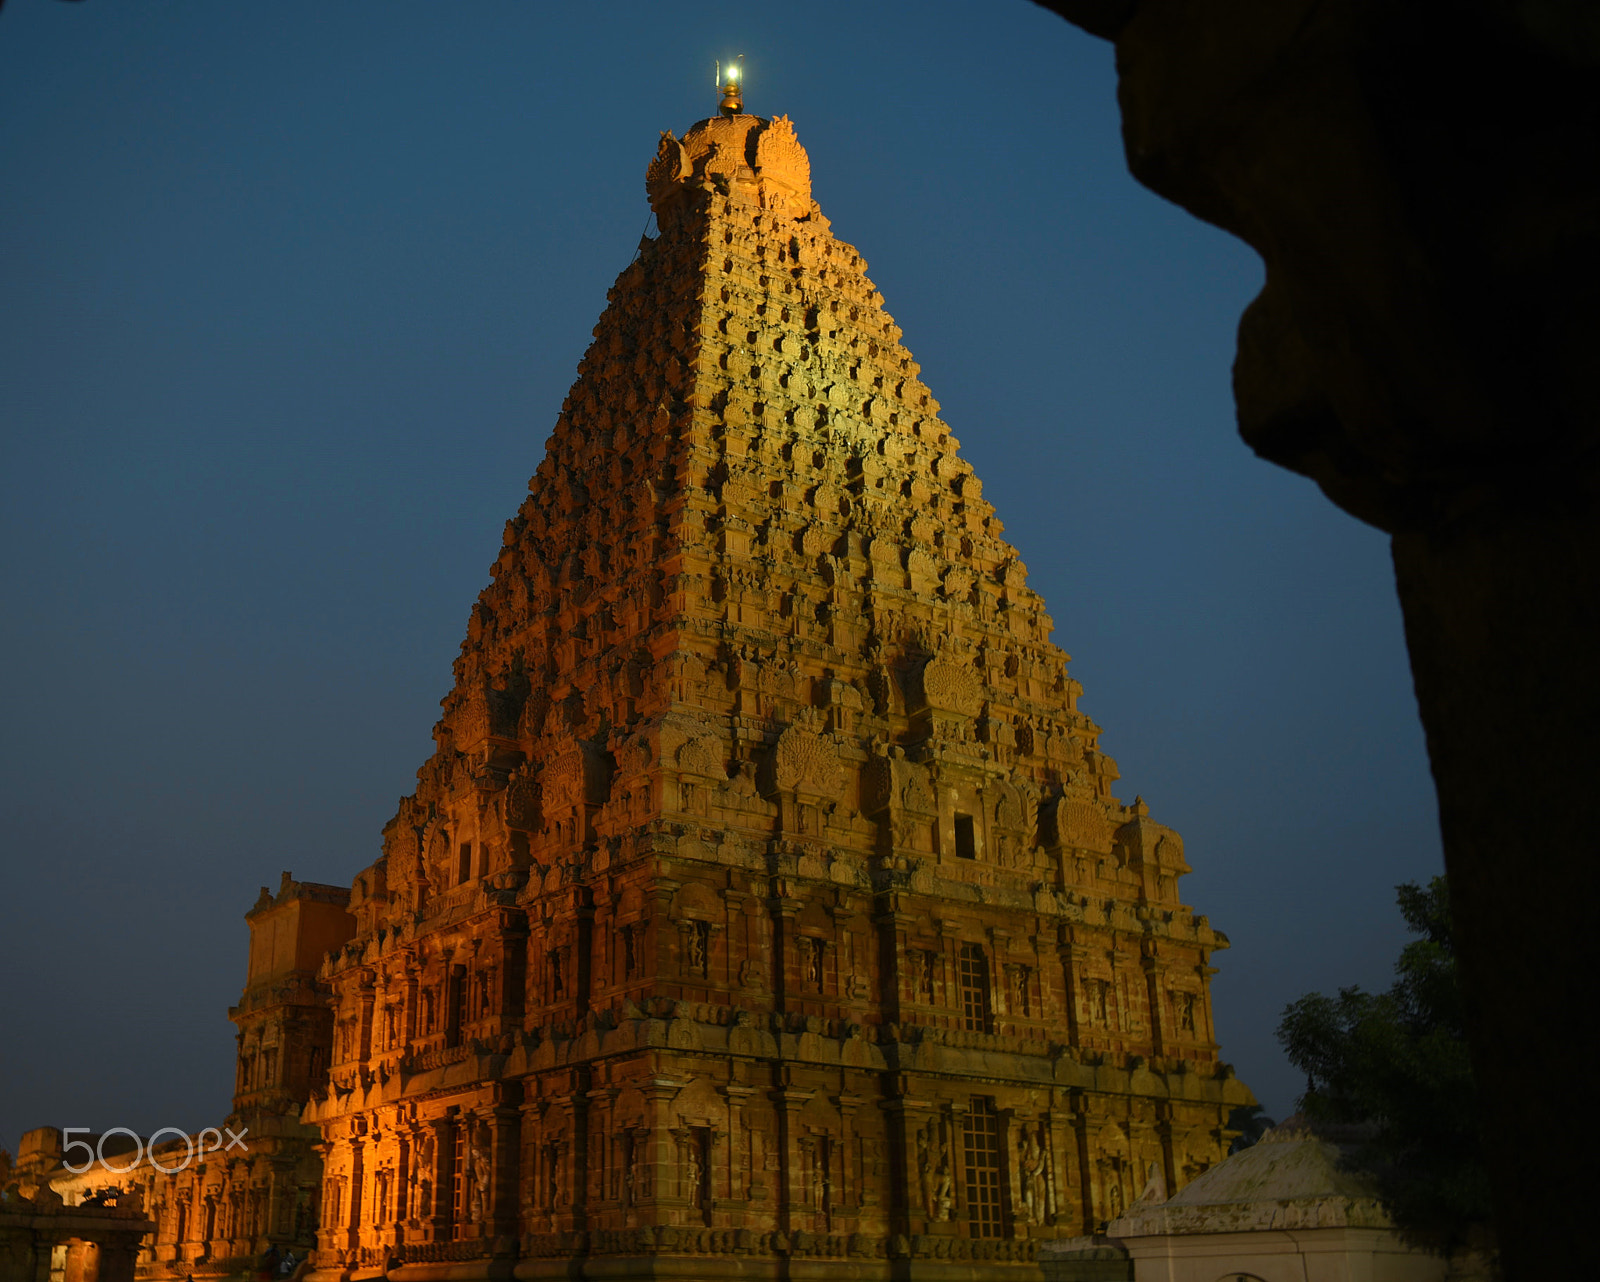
[0,0,1444,1149]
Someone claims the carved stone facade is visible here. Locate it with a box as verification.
[303,102,1253,1282]
[16,874,354,1281]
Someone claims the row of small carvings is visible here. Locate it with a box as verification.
[374,999,1201,1057]
[473,1024,1230,1090]
[325,1013,1235,1093]
[327,865,1219,972]
[331,881,1217,983]
[518,1228,1039,1261]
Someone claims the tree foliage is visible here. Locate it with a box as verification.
[1225,1103,1275,1154]
[1277,876,1492,1252]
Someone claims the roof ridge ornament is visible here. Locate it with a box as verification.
[715,55,743,117]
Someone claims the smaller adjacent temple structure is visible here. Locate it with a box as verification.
[9,875,353,1282]
[1,1173,153,1282]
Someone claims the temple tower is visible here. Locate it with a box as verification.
[305,86,1254,1282]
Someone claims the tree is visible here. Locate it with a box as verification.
[1277,876,1493,1254]
[1225,1103,1275,1154]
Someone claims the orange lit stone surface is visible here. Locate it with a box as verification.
[302,106,1255,1282]
[15,875,354,1281]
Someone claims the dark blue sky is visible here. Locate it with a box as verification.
[0,0,1442,1148]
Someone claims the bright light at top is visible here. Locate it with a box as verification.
[726,65,740,81]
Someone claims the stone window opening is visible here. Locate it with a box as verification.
[621,923,637,978]
[549,949,566,1000]
[457,842,473,885]
[957,943,992,1033]
[961,1098,1005,1238]
[446,967,467,1047]
[920,949,936,1004]
[954,813,977,860]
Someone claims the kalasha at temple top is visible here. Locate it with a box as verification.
[19,71,1252,1282]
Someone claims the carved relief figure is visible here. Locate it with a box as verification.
[467,1127,491,1223]
[1019,1131,1047,1225]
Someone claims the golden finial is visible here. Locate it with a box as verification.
[716,56,744,116]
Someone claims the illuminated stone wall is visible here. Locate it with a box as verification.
[21,875,352,1281]
[304,106,1254,1282]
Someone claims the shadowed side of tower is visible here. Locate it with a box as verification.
[304,100,1254,1282]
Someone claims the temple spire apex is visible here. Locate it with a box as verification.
[716,55,743,116]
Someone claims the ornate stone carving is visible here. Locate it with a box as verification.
[922,656,982,716]
[769,725,840,796]
[676,734,725,779]
[754,115,811,203]
[645,131,691,210]
[504,770,541,832]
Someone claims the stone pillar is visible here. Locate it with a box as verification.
[555,1083,587,1234]
[403,967,419,1046]
[346,1135,365,1257]
[394,1133,411,1241]
[356,978,375,1064]
[269,1158,294,1238]
[705,1126,724,1217]
[722,1084,756,1207]
[1042,1106,1071,1231]
[1141,946,1169,1057]
[1199,958,1221,1049]
[872,906,916,1027]
[638,1077,683,1225]
[1156,1101,1177,1200]
[945,1098,969,1230]
[586,1086,617,1215]
[517,1100,543,1232]
[426,1113,454,1242]
[996,1105,1023,1237]
[486,1107,524,1248]
[1069,1094,1095,1232]
[879,1086,934,1238]
[768,895,801,1011]
[1059,942,1086,1045]
[723,888,748,990]
[833,1094,863,1217]
[769,1077,814,1236]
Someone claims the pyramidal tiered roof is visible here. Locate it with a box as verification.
[412,109,1125,866]
[311,105,1249,1279]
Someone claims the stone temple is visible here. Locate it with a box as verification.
[299,84,1252,1281]
[7,81,1254,1282]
